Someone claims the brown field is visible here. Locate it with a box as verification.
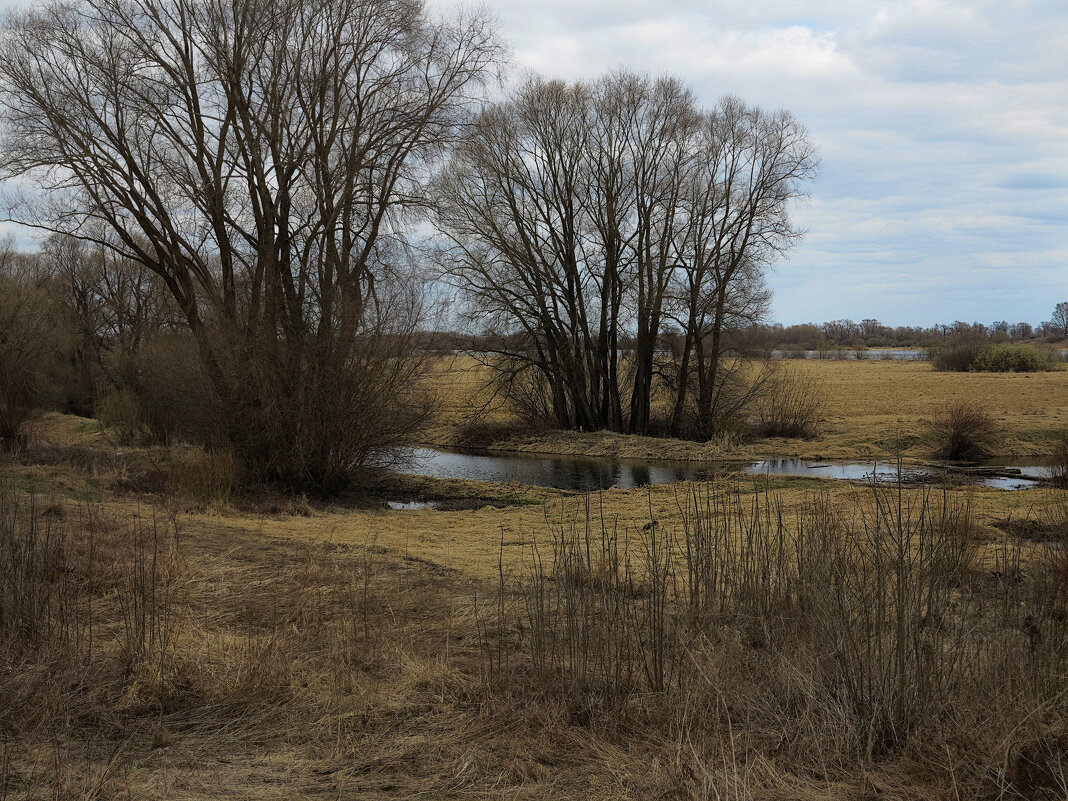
[3,410,1068,799]
[424,355,1068,461]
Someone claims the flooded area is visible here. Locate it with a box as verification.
[397,447,1053,493]
[770,348,1068,362]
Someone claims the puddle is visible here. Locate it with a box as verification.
[386,500,440,510]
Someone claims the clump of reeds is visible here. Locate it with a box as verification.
[0,470,183,793]
[749,368,825,439]
[928,399,998,458]
[0,465,442,796]
[479,478,1068,797]
[1050,434,1068,489]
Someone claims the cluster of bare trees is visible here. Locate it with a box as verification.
[0,233,231,442]
[0,243,51,444]
[0,0,501,488]
[0,0,820,481]
[43,237,175,413]
[434,73,817,439]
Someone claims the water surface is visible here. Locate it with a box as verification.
[398,448,1050,492]
[400,447,712,492]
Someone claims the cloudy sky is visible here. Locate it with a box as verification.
[1,0,1063,327]
[428,0,1068,327]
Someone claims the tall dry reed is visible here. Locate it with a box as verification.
[480,477,1068,795]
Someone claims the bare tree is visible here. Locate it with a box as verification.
[1052,302,1068,338]
[42,233,175,412]
[0,0,501,489]
[1010,321,1033,341]
[667,98,818,439]
[607,74,699,435]
[437,77,600,429]
[664,254,773,437]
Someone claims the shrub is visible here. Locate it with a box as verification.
[0,267,48,448]
[750,368,825,439]
[0,374,32,449]
[670,359,780,441]
[131,331,225,446]
[971,344,1058,372]
[167,448,236,506]
[930,342,984,372]
[1050,434,1068,489]
[932,343,1058,373]
[929,399,998,458]
[481,356,559,426]
[96,387,149,445]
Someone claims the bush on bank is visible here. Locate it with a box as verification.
[932,343,1058,373]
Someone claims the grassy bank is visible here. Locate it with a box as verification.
[423,356,1068,461]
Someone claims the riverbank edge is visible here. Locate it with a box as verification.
[419,426,1065,466]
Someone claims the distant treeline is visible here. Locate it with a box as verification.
[751,315,1067,350]
[418,312,1068,356]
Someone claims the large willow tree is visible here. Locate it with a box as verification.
[0,0,501,489]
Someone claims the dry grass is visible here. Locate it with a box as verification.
[805,358,1067,458]
[420,354,516,446]
[480,481,1068,797]
[4,414,1068,799]
[5,482,1057,800]
[0,473,509,799]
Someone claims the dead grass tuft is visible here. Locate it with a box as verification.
[749,367,825,439]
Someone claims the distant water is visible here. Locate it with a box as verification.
[770,349,924,360]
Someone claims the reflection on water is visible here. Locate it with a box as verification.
[745,459,910,481]
[745,458,1046,490]
[398,448,1047,492]
[401,447,710,492]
